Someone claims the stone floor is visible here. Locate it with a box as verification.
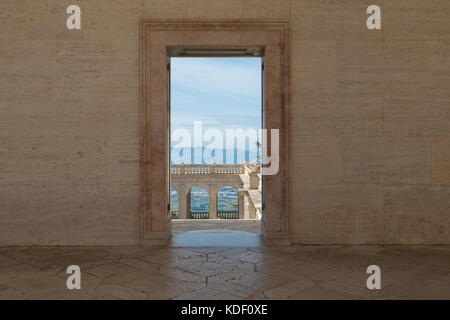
[171,220,263,247]
[0,245,448,300]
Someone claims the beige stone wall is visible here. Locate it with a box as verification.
[290,0,450,245]
[0,0,448,245]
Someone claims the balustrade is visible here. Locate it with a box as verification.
[217,211,239,219]
[170,164,261,220]
[190,211,209,219]
[170,164,244,175]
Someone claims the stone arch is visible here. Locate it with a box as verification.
[188,186,209,219]
[217,186,239,216]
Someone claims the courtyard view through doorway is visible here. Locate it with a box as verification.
[169,56,263,246]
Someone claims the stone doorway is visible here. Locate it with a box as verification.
[139,21,290,246]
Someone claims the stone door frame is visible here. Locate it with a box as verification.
[139,20,290,246]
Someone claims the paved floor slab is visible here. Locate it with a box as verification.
[0,246,448,299]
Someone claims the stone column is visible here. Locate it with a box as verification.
[177,186,187,219]
[244,195,250,220]
[248,199,257,219]
[241,191,250,219]
[208,185,217,219]
[238,190,245,219]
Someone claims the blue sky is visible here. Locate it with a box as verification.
[170,57,262,162]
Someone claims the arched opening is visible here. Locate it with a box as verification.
[189,186,209,219]
[170,187,179,218]
[217,186,239,219]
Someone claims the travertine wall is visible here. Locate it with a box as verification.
[0,0,449,245]
[291,0,450,245]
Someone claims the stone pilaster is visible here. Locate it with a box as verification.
[238,190,245,219]
[177,186,188,219]
[208,186,217,219]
